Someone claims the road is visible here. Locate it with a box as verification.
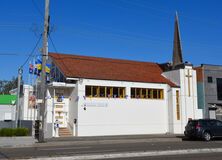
[1,135,222,159]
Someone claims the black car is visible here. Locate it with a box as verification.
[184,119,222,141]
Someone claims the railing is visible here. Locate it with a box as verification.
[67,121,73,136]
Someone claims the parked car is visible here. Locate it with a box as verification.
[184,119,222,141]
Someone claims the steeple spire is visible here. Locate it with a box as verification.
[172,11,183,68]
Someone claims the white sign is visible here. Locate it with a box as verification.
[4,113,12,120]
[84,102,108,107]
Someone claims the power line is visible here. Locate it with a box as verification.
[49,34,58,53]
[0,24,30,27]
[56,23,222,50]
[120,0,222,27]
[21,34,42,67]
[32,0,58,53]
[0,53,41,56]
[0,53,18,56]
[32,0,44,18]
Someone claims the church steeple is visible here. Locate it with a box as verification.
[172,12,183,68]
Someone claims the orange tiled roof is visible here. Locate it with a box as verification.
[49,52,177,87]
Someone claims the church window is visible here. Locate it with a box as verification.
[119,87,125,98]
[135,88,140,98]
[153,90,158,99]
[85,86,92,97]
[85,86,125,98]
[141,89,146,98]
[100,86,106,97]
[107,87,113,98]
[113,87,118,98]
[158,89,164,99]
[176,90,180,120]
[131,88,164,100]
[208,76,213,83]
[148,89,153,99]
[131,88,135,98]
[92,86,99,97]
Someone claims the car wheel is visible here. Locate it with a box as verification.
[203,132,211,141]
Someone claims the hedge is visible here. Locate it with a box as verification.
[0,128,29,137]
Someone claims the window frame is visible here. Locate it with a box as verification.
[207,76,213,83]
[85,85,126,99]
[130,87,164,100]
[216,78,222,100]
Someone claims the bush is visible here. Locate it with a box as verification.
[0,128,29,137]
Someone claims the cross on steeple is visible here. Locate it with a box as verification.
[172,12,183,68]
[186,69,192,97]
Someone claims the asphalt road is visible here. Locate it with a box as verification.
[1,136,222,159]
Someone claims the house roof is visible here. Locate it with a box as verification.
[0,95,17,105]
[49,52,177,87]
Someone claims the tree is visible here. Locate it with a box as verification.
[0,77,18,94]
[0,80,8,94]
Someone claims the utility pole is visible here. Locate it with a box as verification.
[39,0,50,142]
[15,67,23,128]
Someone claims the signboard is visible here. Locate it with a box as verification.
[84,102,108,107]
[4,113,12,120]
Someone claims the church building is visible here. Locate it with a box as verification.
[43,14,203,137]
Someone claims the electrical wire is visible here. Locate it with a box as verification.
[49,34,58,53]
[32,0,44,18]
[21,34,42,68]
[0,53,18,56]
[32,0,58,53]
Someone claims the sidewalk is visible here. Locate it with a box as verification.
[35,134,184,147]
[0,134,184,148]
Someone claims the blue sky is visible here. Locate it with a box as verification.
[0,0,222,82]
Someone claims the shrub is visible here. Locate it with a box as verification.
[15,128,29,136]
[0,128,29,137]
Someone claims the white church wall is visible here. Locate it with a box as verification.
[180,68,202,128]
[162,70,181,86]
[167,86,174,133]
[46,87,75,137]
[163,67,203,134]
[179,69,190,129]
[69,87,78,136]
[166,86,183,134]
[76,79,169,136]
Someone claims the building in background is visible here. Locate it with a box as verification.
[195,64,222,121]
[0,95,17,122]
[0,85,36,134]
[9,84,37,121]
